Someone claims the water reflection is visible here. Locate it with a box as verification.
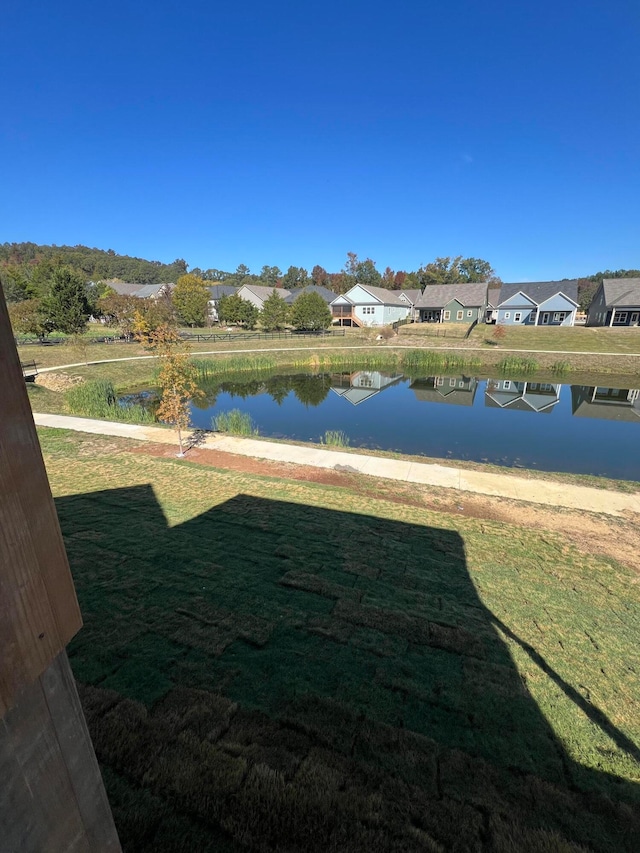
[485,379,561,413]
[161,370,640,478]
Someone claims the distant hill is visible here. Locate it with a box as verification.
[0,242,188,286]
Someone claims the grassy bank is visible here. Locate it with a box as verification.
[41,428,640,852]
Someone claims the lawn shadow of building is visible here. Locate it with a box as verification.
[57,486,639,852]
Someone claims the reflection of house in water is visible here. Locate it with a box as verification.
[410,375,478,406]
[329,371,404,405]
[485,380,561,413]
[571,386,640,422]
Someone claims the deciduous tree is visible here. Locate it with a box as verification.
[148,324,203,457]
[8,298,53,339]
[173,274,210,327]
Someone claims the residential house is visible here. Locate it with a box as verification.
[236,284,293,311]
[288,284,336,304]
[586,278,640,327]
[485,380,561,413]
[398,289,422,321]
[571,385,640,421]
[410,376,478,406]
[414,283,488,323]
[329,370,404,405]
[495,281,579,326]
[103,281,174,299]
[486,287,501,323]
[330,285,411,327]
[207,284,238,321]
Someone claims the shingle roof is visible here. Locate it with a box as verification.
[498,281,579,307]
[415,283,488,309]
[399,289,422,304]
[104,282,173,298]
[487,288,501,308]
[134,283,173,298]
[207,285,238,300]
[601,278,640,307]
[239,284,292,301]
[288,284,336,304]
[352,285,411,306]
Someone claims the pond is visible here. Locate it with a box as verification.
[130,371,640,480]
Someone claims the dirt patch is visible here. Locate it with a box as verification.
[35,371,84,392]
[129,442,640,575]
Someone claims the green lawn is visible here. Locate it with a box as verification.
[41,428,640,852]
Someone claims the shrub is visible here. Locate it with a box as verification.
[66,380,153,423]
[497,356,539,374]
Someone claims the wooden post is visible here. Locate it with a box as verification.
[0,284,121,851]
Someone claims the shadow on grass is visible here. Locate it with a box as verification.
[57,486,639,852]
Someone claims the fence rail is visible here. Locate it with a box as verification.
[15,328,347,347]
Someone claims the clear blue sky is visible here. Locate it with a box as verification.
[1,1,638,280]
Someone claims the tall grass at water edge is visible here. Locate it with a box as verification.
[320,430,350,447]
[66,380,154,423]
[496,356,539,374]
[192,350,484,380]
[211,409,259,436]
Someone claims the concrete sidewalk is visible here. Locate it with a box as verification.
[34,413,640,517]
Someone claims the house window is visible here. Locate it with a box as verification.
[443,310,450,320]
[456,311,463,320]
[631,312,639,323]
[449,378,456,387]
[504,312,511,319]
[467,310,473,317]
[614,312,628,324]
[436,377,444,386]
[553,312,561,322]
[514,312,522,322]
[503,380,511,390]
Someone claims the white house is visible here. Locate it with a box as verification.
[331,285,411,327]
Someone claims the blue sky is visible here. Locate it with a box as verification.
[1,1,638,280]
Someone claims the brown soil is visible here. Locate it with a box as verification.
[131,442,640,576]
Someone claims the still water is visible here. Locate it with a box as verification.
[184,371,640,480]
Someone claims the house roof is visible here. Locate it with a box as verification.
[288,284,336,304]
[415,283,488,309]
[487,288,501,308]
[601,278,640,308]
[104,282,173,298]
[207,285,238,300]
[349,284,408,306]
[238,284,292,302]
[398,289,422,305]
[498,281,579,307]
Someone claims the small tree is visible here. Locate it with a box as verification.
[148,325,203,457]
[260,290,289,331]
[290,292,332,331]
[42,265,91,334]
[173,274,210,327]
[493,323,507,344]
[97,292,141,336]
[8,298,53,340]
[238,298,258,329]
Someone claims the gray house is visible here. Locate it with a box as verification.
[586,279,640,327]
[104,281,174,299]
[288,284,336,304]
[329,370,403,405]
[414,283,488,323]
[236,284,293,311]
[495,281,579,326]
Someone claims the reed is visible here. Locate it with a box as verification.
[66,380,154,423]
[551,360,571,375]
[400,350,482,374]
[320,430,350,447]
[496,356,539,374]
[211,408,259,436]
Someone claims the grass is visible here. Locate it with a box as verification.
[497,355,539,374]
[465,323,640,354]
[320,429,350,447]
[212,409,259,436]
[66,379,155,423]
[39,428,640,852]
